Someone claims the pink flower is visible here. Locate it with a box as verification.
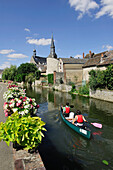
[20,96,23,99]
[5,113,8,117]
[31,104,33,108]
[30,98,32,102]
[16,103,21,107]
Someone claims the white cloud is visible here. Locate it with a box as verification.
[26,37,32,40]
[0,49,15,54]
[69,0,99,19]
[0,62,11,69]
[96,0,113,18]
[74,54,82,58]
[7,53,28,59]
[102,44,113,51]
[24,28,30,32]
[8,58,17,61]
[27,38,51,46]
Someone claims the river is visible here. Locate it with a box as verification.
[26,86,113,170]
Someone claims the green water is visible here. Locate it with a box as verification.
[26,86,113,170]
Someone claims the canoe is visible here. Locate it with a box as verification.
[60,110,91,139]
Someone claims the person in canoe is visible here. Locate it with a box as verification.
[61,102,70,117]
[72,110,87,127]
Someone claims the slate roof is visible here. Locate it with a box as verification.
[98,50,113,66]
[34,56,47,65]
[60,58,88,64]
[83,51,108,68]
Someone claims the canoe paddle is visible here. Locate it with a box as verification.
[90,122,102,128]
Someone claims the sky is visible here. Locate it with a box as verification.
[0,0,113,69]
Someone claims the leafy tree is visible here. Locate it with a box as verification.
[2,65,17,81]
[96,70,106,89]
[105,65,113,90]
[25,73,35,86]
[35,70,41,80]
[2,68,10,80]
[17,63,38,82]
[89,70,97,90]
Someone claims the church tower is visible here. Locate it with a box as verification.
[33,49,36,57]
[46,34,59,75]
[48,34,57,58]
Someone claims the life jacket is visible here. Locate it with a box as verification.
[77,115,83,123]
[65,106,70,114]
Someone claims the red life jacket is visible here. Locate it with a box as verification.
[77,115,83,123]
[65,107,70,114]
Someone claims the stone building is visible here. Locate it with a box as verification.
[46,34,58,75]
[58,57,87,84]
[46,35,87,84]
[30,49,47,75]
[82,50,113,83]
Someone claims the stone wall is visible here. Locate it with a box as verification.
[55,72,64,84]
[90,89,113,102]
[65,64,83,83]
[54,84,72,92]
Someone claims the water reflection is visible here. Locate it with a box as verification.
[26,86,113,170]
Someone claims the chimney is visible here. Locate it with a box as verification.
[83,52,85,59]
[101,53,104,57]
[89,50,91,58]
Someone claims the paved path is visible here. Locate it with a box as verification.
[0,83,14,170]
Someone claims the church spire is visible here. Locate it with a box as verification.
[51,33,55,48]
[48,34,57,58]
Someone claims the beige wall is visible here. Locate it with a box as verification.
[64,64,83,83]
[46,58,59,75]
[83,66,106,82]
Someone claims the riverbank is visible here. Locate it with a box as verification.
[0,82,46,170]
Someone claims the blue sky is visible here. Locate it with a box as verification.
[0,0,113,69]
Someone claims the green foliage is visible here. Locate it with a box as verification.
[71,84,76,92]
[25,73,35,86]
[0,112,46,150]
[15,74,23,82]
[89,65,113,90]
[48,74,53,84]
[89,69,106,90]
[105,65,113,90]
[35,70,41,80]
[17,63,38,82]
[2,65,17,81]
[78,84,89,95]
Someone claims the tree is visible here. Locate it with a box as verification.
[2,65,17,81]
[16,63,38,82]
[35,70,41,80]
[105,65,113,90]
[25,73,35,86]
